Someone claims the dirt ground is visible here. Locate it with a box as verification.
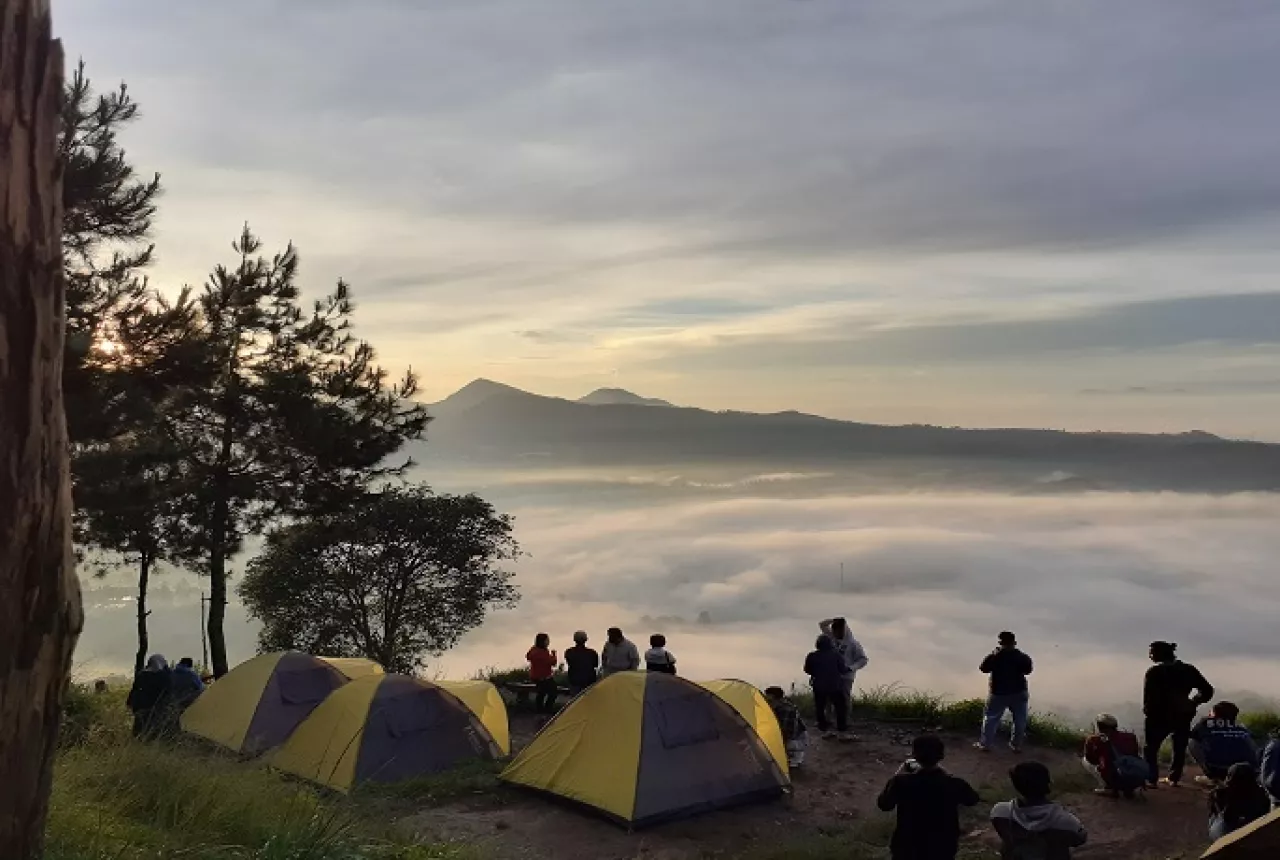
[403,714,1214,860]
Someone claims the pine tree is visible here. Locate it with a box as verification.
[162,226,428,676]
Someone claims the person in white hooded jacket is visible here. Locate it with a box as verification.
[818,617,869,702]
[991,762,1087,860]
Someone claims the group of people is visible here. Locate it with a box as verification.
[524,627,677,713]
[123,654,206,738]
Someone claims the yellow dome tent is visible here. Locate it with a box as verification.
[180,652,348,756]
[500,672,787,827]
[272,675,505,792]
[319,657,384,680]
[697,679,789,779]
[435,679,510,756]
[1202,808,1280,859]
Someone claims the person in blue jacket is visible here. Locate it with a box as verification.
[1262,731,1280,809]
[1189,702,1259,785]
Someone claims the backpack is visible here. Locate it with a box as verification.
[1107,737,1149,791]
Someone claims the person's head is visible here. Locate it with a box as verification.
[178,657,194,669]
[573,631,588,645]
[1225,762,1258,791]
[1009,761,1053,802]
[1094,713,1119,734]
[1149,641,1177,663]
[93,679,108,693]
[607,627,623,644]
[911,735,946,768]
[1212,701,1240,721]
[534,632,550,649]
[815,633,834,651]
[650,633,666,648]
[831,617,847,636]
[145,654,168,672]
[998,631,1017,649]
[764,686,786,702]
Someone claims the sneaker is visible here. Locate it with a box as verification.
[1093,788,1119,798]
[973,742,990,752]
[1193,775,1218,788]
[1160,777,1181,788]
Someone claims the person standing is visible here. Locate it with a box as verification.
[126,654,174,739]
[977,632,1034,753]
[563,631,599,695]
[600,627,640,676]
[169,656,205,712]
[1143,640,1214,787]
[526,633,558,714]
[804,634,851,738]
[819,617,869,711]
[877,735,980,860]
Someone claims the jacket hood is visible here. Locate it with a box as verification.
[999,800,1078,833]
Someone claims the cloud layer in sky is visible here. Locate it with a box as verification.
[56,0,1280,437]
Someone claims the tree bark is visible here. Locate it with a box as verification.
[0,2,83,858]
[134,552,151,676]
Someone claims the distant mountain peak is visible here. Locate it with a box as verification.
[578,388,673,408]
[434,378,531,412]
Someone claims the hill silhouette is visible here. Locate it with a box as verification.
[577,388,673,407]
[422,380,1280,492]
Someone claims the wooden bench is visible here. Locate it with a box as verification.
[502,682,573,706]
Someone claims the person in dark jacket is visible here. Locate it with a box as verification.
[126,653,174,739]
[877,735,980,860]
[563,631,599,695]
[1261,731,1280,809]
[1207,762,1271,841]
[977,632,1034,753]
[1189,702,1259,785]
[1143,640,1214,787]
[170,656,205,711]
[991,761,1088,860]
[765,686,809,768]
[804,634,851,736]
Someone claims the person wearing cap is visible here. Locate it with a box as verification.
[1189,702,1259,785]
[764,686,808,768]
[1082,714,1144,797]
[977,631,1034,753]
[1143,640,1214,787]
[564,631,600,695]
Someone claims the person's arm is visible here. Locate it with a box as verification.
[1021,652,1034,675]
[846,636,869,672]
[1261,740,1280,799]
[1064,816,1088,849]
[590,650,600,670]
[819,619,834,636]
[803,653,815,676]
[1190,667,1215,706]
[1083,737,1101,765]
[1143,667,1156,715]
[956,777,980,807]
[875,776,899,812]
[627,643,640,670]
[979,652,995,673]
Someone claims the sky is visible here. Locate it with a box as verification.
[56,1,1280,439]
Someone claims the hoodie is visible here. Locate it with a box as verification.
[1262,738,1280,806]
[1143,659,1213,721]
[1190,717,1260,773]
[991,800,1087,860]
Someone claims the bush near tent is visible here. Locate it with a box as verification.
[180,652,348,756]
[697,679,790,780]
[501,672,787,828]
[272,674,505,792]
[1202,807,1280,859]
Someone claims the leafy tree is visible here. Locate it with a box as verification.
[59,60,163,444]
[73,430,198,675]
[162,227,428,676]
[241,487,520,674]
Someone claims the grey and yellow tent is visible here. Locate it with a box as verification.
[272,675,506,792]
[319,657,384,680]
[500,672,788,827]
[697,679,789,779]
[180,652,348,755]
[1202,808,1280,859]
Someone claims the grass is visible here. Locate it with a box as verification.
[46,684,480,860]
[791,683,1088,751]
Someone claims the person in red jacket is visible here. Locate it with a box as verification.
[1082,714,1145,797]
[526,633,558,714]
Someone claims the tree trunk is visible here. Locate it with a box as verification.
[134,552,151,676]
[207,482,229,677]
[0,3,83,858]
